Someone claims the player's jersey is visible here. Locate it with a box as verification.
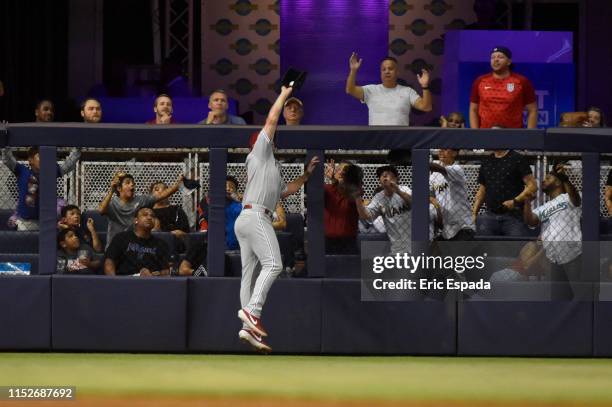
[470,72,536,128]
[429,163,475,239]
[242,129,287,213]
[366,186,412,254]
[532,193,582,264]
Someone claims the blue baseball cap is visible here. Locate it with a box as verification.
[491,46,512,59]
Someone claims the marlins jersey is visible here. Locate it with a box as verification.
[429,163,475,239]
[470,72,536,128]
[242,129,287,212]
[366,186,412,254]
[532,193,582,264]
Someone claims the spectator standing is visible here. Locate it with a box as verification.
[355,165,412,254]
[523,165,582,299]
[98,172,183,249]
[429,149,475,241]
[472,150,537,236]
[324,160,362,254]
[345,54,432,125]
[197,175,242,250]
[469,46,537,129]
[1,146,80,231]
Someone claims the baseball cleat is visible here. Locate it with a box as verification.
[238,308,268,337]
[239,329,272,354]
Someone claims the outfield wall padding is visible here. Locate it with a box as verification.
[594,283,612,356]
[51,276,188,352]
[458,284,594,356]
[187,278,322,353]
[320,279,457,355]
[0,276,51,350]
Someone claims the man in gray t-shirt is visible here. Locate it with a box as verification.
[345,54,432,125]
[98,172,184,248]
[355,165,412,254]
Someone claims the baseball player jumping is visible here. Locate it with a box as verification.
[235,85,319,353]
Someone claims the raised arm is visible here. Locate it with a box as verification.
[281,156,320,199]
[355,197,373,221]
[58,148,81,176]
[554,165,581,207]
[98,173,122,215]
[345,52,364,101]
[1,147,17,172]
[154,174,184,202]
[262,86,293,142]
[429,162,447,176]
[412,69,432,112]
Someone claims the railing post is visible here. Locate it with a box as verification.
[411,149,430,249]
[39,146,57,275]
[582,152,600,292]
[306,149,325,277]
[207,148,227,276]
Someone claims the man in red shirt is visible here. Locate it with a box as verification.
[469,46,537,129]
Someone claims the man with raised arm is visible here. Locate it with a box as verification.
[234,85,320,354]
[345,53,432,125]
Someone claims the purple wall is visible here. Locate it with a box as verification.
[280,0,388,125]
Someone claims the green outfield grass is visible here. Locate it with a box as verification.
[1,353,612,404]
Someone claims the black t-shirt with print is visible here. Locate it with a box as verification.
[105,231,170,276]
[477,150,532,214]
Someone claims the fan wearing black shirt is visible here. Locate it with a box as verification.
[104,207,170,277]
[472,150,537,236]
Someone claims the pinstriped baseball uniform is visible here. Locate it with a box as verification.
[234,129,287,319]
[429,163,475,239]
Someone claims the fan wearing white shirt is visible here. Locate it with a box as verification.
[355,165,412,254]
[523,164,582,300]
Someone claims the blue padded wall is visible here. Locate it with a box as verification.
[0,276,51,349]
[458,290,593,356]
[321,279,456,354]
[188,278,322,353]
[51,276,187,352]
[594,283,612,356]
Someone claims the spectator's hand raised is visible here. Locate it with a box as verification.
[417,69,430,88]
[439,115,448,128]
[349,52,362,71]
[324,159,336,180]
[111,172,125,189]
[86,218,95,233]
[305,156,320,176]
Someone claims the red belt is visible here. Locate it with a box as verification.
[243,204,273,218]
